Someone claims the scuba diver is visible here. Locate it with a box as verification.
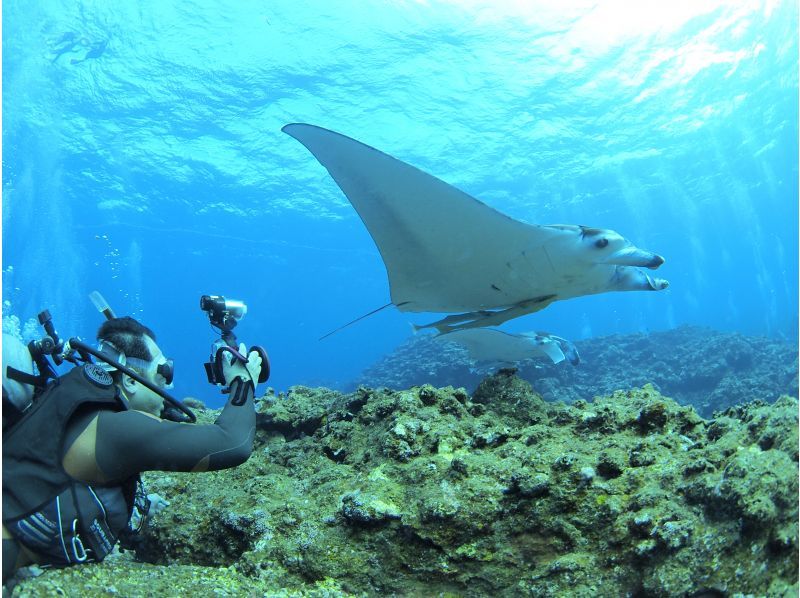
[2,295,268,583]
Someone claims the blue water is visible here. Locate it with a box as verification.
[3,1,798,407]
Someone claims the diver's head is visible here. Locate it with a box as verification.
[2,332,35,411]
[97,317,173,416]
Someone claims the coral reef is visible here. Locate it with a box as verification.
[357,325,798,417]
[9,373,798,596]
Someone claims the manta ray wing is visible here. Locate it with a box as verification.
[283,123,570,312]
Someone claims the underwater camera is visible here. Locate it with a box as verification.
[200,295,270,388]
[199,295,247,333]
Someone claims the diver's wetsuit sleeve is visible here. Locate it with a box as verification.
[94,379,255,481]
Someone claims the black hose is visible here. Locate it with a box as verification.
[68,338,196,423]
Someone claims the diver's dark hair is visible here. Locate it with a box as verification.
[97,317,157,363]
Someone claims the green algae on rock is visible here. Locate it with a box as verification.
[8,557,350,597]
[9,374,798,597]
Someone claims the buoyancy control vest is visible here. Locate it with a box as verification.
[2,363,139,564]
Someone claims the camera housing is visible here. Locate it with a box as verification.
[200,294,270,387]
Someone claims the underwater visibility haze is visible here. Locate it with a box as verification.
[3,2,800,596]
[2,1,798,404]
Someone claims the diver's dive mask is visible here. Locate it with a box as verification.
[97,341,174,388]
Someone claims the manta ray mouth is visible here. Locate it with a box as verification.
[603,247,665,269]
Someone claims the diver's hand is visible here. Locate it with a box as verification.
[222,343,262,386]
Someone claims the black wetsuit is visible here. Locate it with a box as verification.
[2,366,254,581]
[94,378,255,479]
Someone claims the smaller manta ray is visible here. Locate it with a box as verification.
[283,124,669,334]
[437,328,580,366]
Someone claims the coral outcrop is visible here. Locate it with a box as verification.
[8,373,798,596]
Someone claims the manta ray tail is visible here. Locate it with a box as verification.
[319,302,394,340]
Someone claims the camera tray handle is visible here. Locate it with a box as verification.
[205,343,271,388]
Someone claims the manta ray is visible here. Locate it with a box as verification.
[283,123,669,334]
[437,328,580,366]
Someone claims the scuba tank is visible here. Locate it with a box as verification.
[2,332,36,429]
